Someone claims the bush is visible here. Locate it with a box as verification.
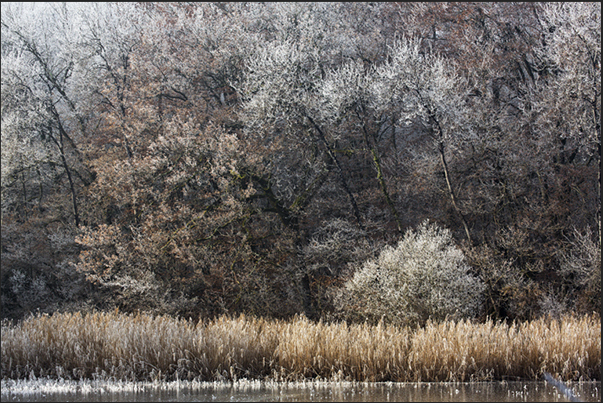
[558,226,601,314]
[335,220,485,326]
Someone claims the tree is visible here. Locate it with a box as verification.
[319,59,404,232]
[232,2,412,315]
[236,38,364,226]
[76,2,152,159]
[537,2,601,246]
[2,3,93,226]
[558,226,601,313]
[373,37,474,243]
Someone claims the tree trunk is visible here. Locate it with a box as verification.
[359,115,403,233]
[53,118,81,227]
[429,111,473,244]
[306,116,364,228]
[438,141,472,245]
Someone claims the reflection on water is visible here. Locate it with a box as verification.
[1,379,600,402]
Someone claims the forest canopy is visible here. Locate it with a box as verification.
[1,2,600,324]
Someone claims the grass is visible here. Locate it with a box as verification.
[1,310,600,382]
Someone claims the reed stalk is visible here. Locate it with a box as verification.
[1,311,599,382]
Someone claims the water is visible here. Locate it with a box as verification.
[1,379,600,402]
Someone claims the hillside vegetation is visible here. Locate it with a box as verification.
[1,3,600,324]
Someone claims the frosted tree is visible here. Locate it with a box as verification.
[235,3,404,229]
[318,59,404,232]
[1,3,93,225]
[232,2,409,316]
[373,37,474,242]
[0,88,56,214]
[537,2,601,246]
[236,37,363,226]
[75,2,151,158]
[558,226,601,313]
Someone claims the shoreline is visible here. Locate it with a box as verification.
[3,378,601,403]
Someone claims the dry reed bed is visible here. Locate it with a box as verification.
[1,311,600,382]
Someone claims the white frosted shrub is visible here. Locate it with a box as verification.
[336,221,485,326]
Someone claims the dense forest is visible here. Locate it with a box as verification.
[1,2,600,325]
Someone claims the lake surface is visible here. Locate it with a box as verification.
[1,379,600,402]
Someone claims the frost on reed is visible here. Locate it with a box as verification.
[1,311,600,382]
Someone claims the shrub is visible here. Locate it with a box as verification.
[300,218,382,318]
[335,220,485,326]
[558,226,601,314]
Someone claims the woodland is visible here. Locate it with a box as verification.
[1,2,600,326]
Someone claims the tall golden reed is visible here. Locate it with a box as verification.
[1,311,599,382]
